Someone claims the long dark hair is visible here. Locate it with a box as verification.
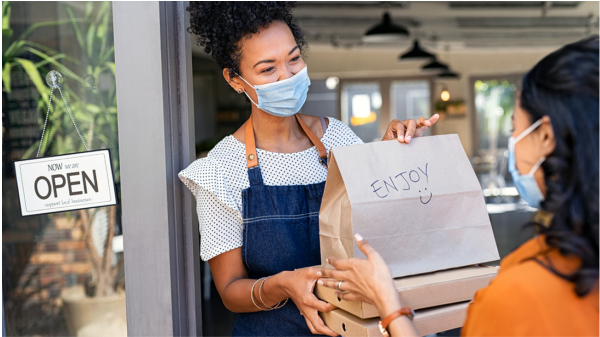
[520,35,599,297]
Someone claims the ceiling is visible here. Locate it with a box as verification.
[291,1,599,50]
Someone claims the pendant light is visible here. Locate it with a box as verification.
[437,69,461,80]
[399,40,435,60]
[362,12,409,43]
[421,57,449,71]
[435,45,460,79]
[440,87,451,101]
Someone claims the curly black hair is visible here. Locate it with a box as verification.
[186,2,308,80]
[521,35,599,297]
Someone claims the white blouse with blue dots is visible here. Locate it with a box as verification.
[178,117,363,261]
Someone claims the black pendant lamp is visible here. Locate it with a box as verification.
[362,12,409,43]
[399,40,435,60]
[421,57,449,71]
[437,69,461,80]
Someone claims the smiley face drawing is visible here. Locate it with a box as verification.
[418,187,433,204]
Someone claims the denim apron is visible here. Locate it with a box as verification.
[232,115,328,336]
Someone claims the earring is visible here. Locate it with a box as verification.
[237,89,242,93]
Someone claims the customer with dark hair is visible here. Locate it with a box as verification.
[320,36,599,336]
[179,2,438,336]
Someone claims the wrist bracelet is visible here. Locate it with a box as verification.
[258,276,288,310]
[251,277,269,311]
[378,307,415,337]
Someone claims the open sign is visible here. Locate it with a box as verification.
[14,149,118,216]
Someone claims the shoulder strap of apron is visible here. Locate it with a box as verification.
[245,114,328,169]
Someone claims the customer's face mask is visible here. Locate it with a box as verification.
[235,65,311,117]
[508,118,545,208]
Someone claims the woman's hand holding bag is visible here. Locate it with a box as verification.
[383,114,440,143]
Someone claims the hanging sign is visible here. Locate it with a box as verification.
[14,149,118,217]
[13,70,118,217]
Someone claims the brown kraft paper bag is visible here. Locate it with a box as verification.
[319,134,499,278]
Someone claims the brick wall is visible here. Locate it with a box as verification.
[17,215,92,305]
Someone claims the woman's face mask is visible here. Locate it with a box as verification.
[235,65,311,118]
[508,118,546,208]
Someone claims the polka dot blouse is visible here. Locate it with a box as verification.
[178,117,363,261]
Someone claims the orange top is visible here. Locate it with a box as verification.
[462,235,599,336]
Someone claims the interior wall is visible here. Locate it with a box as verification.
[305,45,558,156]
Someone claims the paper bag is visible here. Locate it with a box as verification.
[319,134,499,278]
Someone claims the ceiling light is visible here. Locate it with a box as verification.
[421,57,449,71]
[362,12,409,43]
[399,40,435,60]
[437,69,461,80]
[325,77,339,90]
[441,88,450,101]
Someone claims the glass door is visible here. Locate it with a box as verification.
[2,2,125,336]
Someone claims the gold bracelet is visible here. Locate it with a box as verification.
[258,276,289,310]
[251,277,269,311]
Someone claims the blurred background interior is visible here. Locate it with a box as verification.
[2,1,598,336]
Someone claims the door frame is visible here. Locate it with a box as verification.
[113,2,201,336]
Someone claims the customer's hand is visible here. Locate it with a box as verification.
[382,114,440,143]
[283,267,339,336]
[319,234,402,319]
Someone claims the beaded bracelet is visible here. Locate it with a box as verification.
[258,276,288,310]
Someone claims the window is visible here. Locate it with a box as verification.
[341,82,382,142]
[473,77,520,155]
[391,80,431,136]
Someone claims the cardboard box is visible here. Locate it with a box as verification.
[320,301,470,337]
[315,265,496,319]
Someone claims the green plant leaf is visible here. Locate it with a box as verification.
[2,1,11,30]
[14,57,48,101]
[22,141,39,159]
[4,39,26,60]
[98,45,114,65]
[85,104,101,114]
[2,27,12,40]
[105,62,115,77]
[24,47,83,83]
[65,6,84,49]
[34,53,68,68]
[22,40,68,59]
[3,62,11,92]
[97,2,110,24]
[86,22,96,58]
[14,19,84,47]
[85,2,93,19]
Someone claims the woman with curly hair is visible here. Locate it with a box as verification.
[320,36,599,336]
[178,2,438,336]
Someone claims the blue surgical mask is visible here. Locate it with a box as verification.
[508,118,546,208]
[236,65,311,117]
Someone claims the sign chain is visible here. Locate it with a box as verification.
[36,90,54,157]
[37,71,89,158]
[58,86,89,151]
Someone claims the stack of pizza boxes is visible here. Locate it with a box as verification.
[315,265,498,336]
[315,135,500,336]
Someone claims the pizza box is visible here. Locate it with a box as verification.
[315,264,496,319]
